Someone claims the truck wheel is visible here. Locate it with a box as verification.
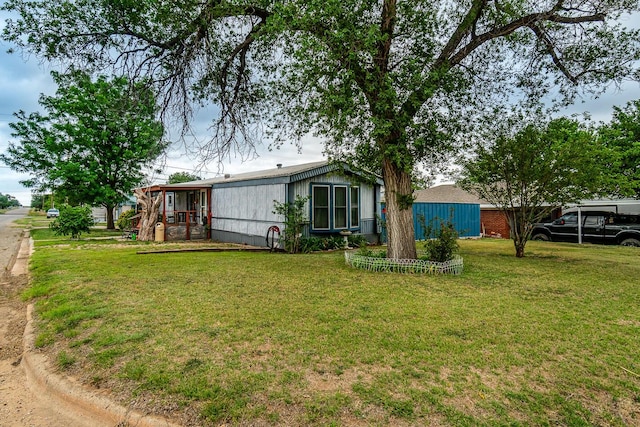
[620,238,640,247]
[531,233,550,241]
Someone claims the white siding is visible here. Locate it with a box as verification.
[211,184,286,235]
[210,172,379,243]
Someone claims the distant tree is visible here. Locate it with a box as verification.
[167,172,202,184]
[0,193,20,209]
[30,194,45,210]
[3,1,639,259]
[459,115,609,258]
[0,70,167,229]
[30,193,64,210]
[598,100,640,198]
[49,204,94,239]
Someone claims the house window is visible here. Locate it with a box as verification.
[312,185,330,230]
[334,186,347,229]
[350,187,360,227]
[311,183,360,231]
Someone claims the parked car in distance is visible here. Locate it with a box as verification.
[46,208,60,218]
[531,211,640,247]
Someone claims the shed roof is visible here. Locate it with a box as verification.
[414,184,487,205]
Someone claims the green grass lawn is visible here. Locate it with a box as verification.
[22,238,640,426]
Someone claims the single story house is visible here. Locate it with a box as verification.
[144,161,383,246]
[91,196,138,224]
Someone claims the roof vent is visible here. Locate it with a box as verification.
[224,173,231,179]
[276,163,282,169]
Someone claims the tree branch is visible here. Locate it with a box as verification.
[529,23,578,84]
[401,4,607,122]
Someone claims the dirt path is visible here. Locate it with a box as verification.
[0,209,77,426]
[0,210,179,427]
[0,209,94,426]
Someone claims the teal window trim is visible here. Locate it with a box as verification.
[350,186,360,228]
[310,183,361,232]
[312,184,330,230]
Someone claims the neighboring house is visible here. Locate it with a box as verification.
[142,161,383,246]
[91,196,138,224]
[413,185,640,239]
[413,184,523,239]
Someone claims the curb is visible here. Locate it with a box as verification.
[15,234,182,427]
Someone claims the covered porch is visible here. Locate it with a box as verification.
[146,184,212,241]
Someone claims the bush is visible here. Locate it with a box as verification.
[299,236,324,253]
[272,196,309,253]
[49,204,94,239]
[298,235,350,253]
[347,234,369,248]
[418,212,459,263]
[116,209,137,230]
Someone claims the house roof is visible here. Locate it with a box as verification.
[155,160,382,189]
[414,184,488,205]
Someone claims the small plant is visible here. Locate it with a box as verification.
[418,210,459,263]
[299,235,351,252]
[356,246,374,257]
[325,236,344,250]
[347,234,368,248]
[57,350,76,370]
[272,195,309,253]
[299,236,324,253]
[49,204,94,239]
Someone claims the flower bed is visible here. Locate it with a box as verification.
[344,250,463,275]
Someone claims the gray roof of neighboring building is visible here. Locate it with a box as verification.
[413,184,488,205]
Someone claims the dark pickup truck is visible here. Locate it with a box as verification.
[531,211,640,247]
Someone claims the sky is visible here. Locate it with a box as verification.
[1,7,639,206]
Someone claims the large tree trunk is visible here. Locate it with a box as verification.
[382,158,417,260]
[134,188,162,241]
[105,204,115,230]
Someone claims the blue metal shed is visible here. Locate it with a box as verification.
[413,202,480,239]
[381,202,481,241]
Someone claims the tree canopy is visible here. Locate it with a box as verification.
[598,99,640,198]
[459,114,610,257]
[0,71,166,229]
[0,193,21,209]
[167,172,202,184]
[4,1,639,257]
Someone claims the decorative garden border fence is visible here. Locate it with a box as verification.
[344,251,463,275]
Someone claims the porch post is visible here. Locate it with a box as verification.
[207,188,212,240]
[161,189,166,241]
